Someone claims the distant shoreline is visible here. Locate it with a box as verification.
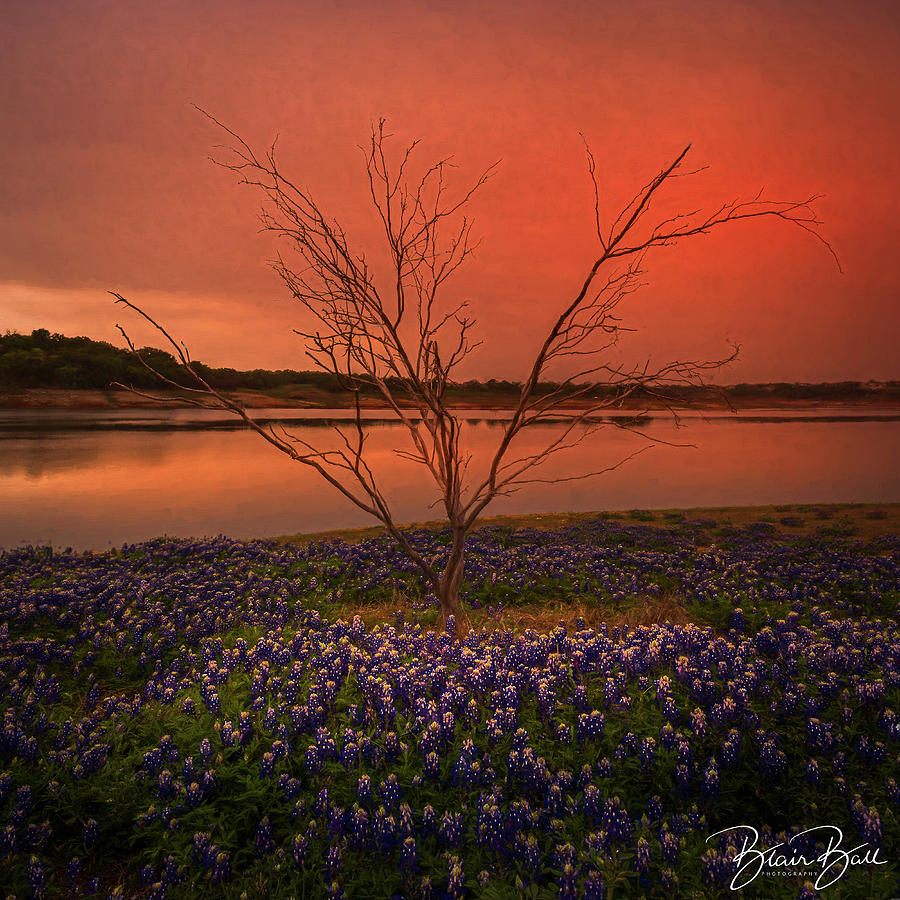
[3,386,900,411]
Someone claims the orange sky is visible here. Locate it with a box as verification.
[2,0,898,381]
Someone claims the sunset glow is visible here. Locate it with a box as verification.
[2,0,898,381]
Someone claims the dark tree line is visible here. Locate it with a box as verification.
[2,329,893,402]
[0,329,346,393]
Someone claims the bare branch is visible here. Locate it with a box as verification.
[112,116,837,633]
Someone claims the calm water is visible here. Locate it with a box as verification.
[1,407,898,550]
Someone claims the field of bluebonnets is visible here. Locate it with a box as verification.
[1,506,898,898]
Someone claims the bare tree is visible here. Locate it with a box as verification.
[113,115,837,632]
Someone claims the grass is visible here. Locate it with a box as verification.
[276,502,900,547]
[1,504,898,898]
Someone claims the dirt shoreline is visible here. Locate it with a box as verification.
[3,387,899,411]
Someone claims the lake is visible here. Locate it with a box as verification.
[2,406,899,550]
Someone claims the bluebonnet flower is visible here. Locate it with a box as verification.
[719,729,741,766]
[659,723,677,748]
[850,797,883,846]
[220,721,236,747]
[702,759,720,798]
[515,831,541,871]
[583,785,603,824]
[379,773,400,808]
[384,730,402,758]
[856,735,886,764]
[400,836,418,872]
[211,851,231,883]
[886,777,900,806]
[27,853,46,897]
[398,802,415,836]
[557,862,578,899]
[424,751,440,779]
[833,750,847,777]
[584,870,606,899]
[421,804,436,835]
[324,844,342,878]
[254,816,275,855]
[451,751,478,788]
[807,718,835,752]
[316,726,338,761]
[634,836,651,884]
[305,744,321,773]
[357,774,372,805]
[476,799,504,850]
[701,848,734,890]
[439,810,464,847]
[447,854,465,899]
[690,707,707,738]
[602,797,633,845]
[2,824,17,857]
[350,806,369,849]
[237,711,253,744]
[292,834,309,870]
[374,805,396,853]
[66,856,82,883]
[660,868,678,893]
[805,758,820,784]
[659,825,680,864]
[157,769,176,801]
[758,738,787,780]
[572,684,589,711]
[83,818,98,846]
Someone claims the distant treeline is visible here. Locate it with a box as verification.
[2,329,897,402]
[0,329,348,393]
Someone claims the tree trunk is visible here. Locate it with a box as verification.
[437,527,466,637]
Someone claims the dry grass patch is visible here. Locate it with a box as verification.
[498,593,692,634]
[329,592,695,640]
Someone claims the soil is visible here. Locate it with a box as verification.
[2,386,898,411]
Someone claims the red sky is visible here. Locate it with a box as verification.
[2,0,898,382]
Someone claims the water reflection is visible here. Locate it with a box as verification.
[1,411,898,549]
[2,406,898,432]
[0,433,169,479]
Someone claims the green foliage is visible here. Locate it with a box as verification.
[2,520,899,898]
[3,330,898,405]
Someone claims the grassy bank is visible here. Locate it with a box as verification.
[278,501,900,546]
[0,504,898,897]
[277,502,900,635]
